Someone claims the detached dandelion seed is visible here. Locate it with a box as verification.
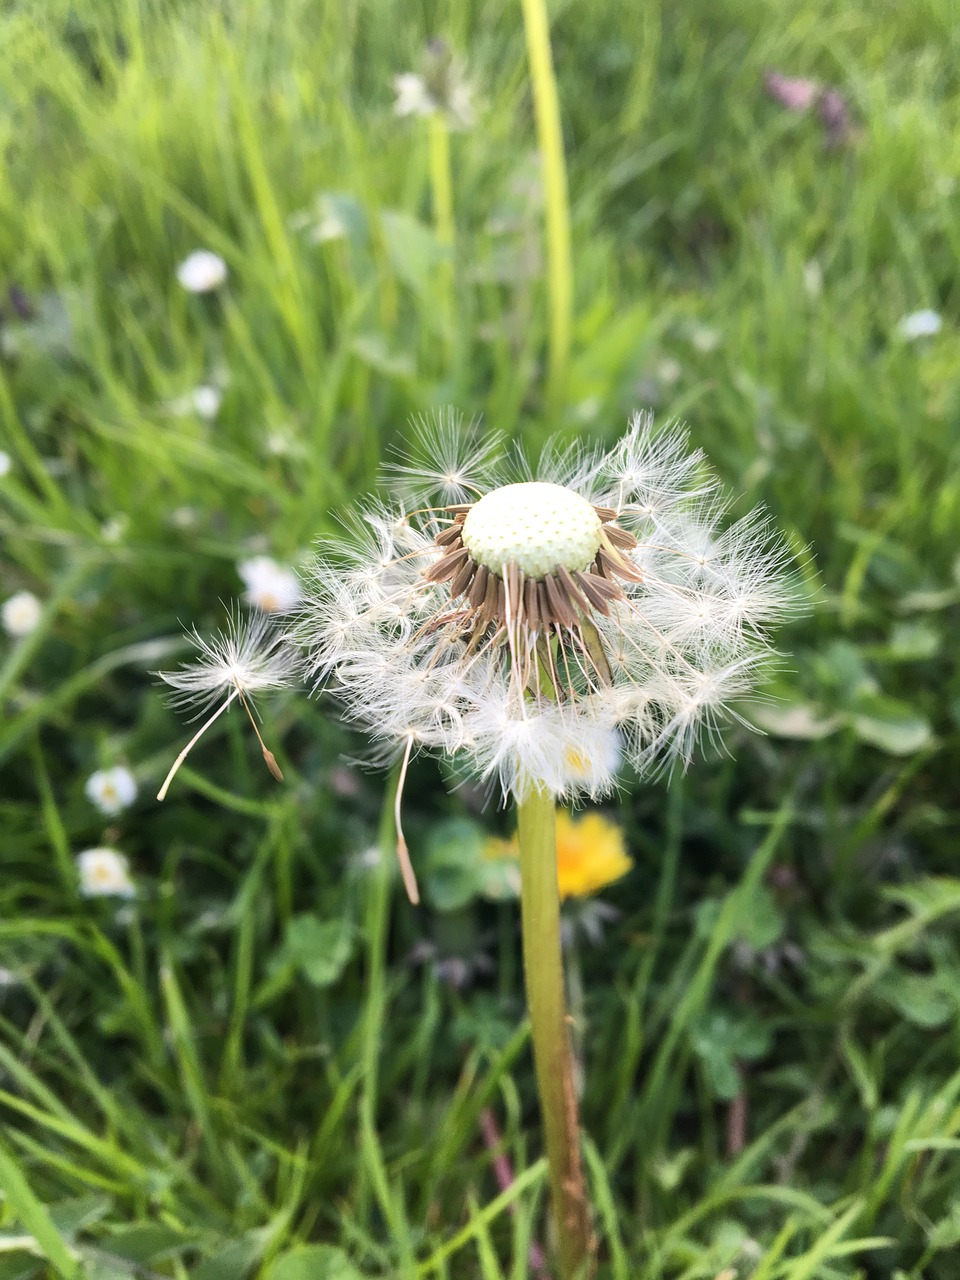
[156,611,297,800]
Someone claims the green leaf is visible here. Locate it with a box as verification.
[192,1235,264,1280]
[885,620,940,660]
[350,333,415,379]
[849,692,932,754]
[878,971,954,1029]
[264,1245,365,1280]
[422,818,488,912]
[0,1141,78,1278]
[380,210,447,299]
[48,1198,110,1240]
[98,1223,194,1264]
[283,916,358,988]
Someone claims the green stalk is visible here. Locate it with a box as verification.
[517,788,594,1278]
[358,766,415,1269]
[427,112,456,348]
[519,0,573,408]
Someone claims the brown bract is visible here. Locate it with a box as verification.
[422,502,642,700]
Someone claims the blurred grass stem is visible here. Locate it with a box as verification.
[427,113,456,351]
[517,788,594,1278]
[520,0,573,408]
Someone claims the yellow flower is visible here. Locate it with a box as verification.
[485,810,632,901]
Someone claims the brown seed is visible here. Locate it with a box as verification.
[604,522,639,551]
[469,564,488,608]
[598,547,643,582]
[537,581,551,629]
[525,578,540,631]
[425,545,470,583]
[543,574,576,629]
[593,505,618,522]
[450,558,476,598]
[557,565,591,615]
[477,570,500,629]
[435,524,464,548]
[575,574,612,615]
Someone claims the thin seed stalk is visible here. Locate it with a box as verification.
[519,0,573,408]
[517,787,595,1278]
[427,112,456,346]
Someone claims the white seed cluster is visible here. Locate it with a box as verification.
[294,413,800,805]
[461,482,602,580]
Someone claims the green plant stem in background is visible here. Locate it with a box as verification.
[519,0,573,409]
[357,766,415,1267]
[517,788,594,1279]
[428,113,456,349]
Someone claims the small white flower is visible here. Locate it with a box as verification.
[192,385,222,419]
[394,73,433,117]
[176,250,228,293]
[2,590,42,637]
[168,385,223,419]
[289,195,349,245]
[85,766,138,816]
[101,516,128,543]
[803,259,823,298]
[238,555,302,613]
[156,610,299,799]
[393,41,474,129]
[690,325,721,353]
[656,358,683,386]
[76,847,136,899]
[898,309,942,340]
[0,452,10,477]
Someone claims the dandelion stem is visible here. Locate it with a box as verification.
[517,787,595,1278]
[157,688,239,801]
[519,0,573,408]
[427,112,456,350]
[394,735,421,904]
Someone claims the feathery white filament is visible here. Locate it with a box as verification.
[297,411,800,807]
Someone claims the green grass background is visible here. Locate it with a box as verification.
[1,0,960,1275]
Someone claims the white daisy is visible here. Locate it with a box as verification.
[76,848,136,899]
[156,610,299,799]
[191,385,222,419]
[176,250,228,293]
[238,555,302,614]
[85,766,138,816]
[296,411,799,900]
[897,309,942,340]
[2,590,42,637]
[393,41,474,129]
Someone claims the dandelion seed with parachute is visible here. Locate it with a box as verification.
[156,610,298,800]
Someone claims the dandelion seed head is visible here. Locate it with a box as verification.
[297,411,799,804]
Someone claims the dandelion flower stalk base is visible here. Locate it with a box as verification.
[517,787,594,1279]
